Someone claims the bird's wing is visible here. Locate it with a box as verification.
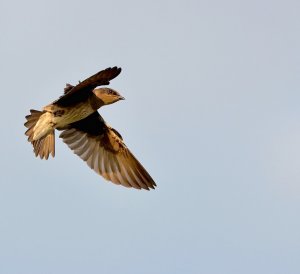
[54,67,122,106]
[59,112,156,190]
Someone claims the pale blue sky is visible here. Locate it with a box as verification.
[1,0,300,273]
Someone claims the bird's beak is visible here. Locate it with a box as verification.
[119,96,125,100]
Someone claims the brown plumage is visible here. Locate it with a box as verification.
[25,110,55,159]
[24,67,156,190]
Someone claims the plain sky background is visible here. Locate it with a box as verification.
[1,0,300,273]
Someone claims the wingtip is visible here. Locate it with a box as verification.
[111,66,122,74]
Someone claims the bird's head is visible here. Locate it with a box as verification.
[93,88,125,105]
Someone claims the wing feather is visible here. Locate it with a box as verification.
[59,112,156,190]
[54,67,121,106]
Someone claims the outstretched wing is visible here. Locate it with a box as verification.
[59,112,156,190]
[54,67,122,107]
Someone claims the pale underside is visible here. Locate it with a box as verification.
[33,101,94,140]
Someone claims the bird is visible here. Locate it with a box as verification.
[24,67,156,190]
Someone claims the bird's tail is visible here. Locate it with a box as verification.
[24,109,55,159]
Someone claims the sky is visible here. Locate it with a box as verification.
[1,0,300,273]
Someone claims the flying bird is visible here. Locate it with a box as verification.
[24,67,156,190]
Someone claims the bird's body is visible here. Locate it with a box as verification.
[25,67,156,190]
[33,98,97,140]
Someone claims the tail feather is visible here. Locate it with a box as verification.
[24,109,55,159]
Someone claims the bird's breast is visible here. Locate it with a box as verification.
[44,102,95,128]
